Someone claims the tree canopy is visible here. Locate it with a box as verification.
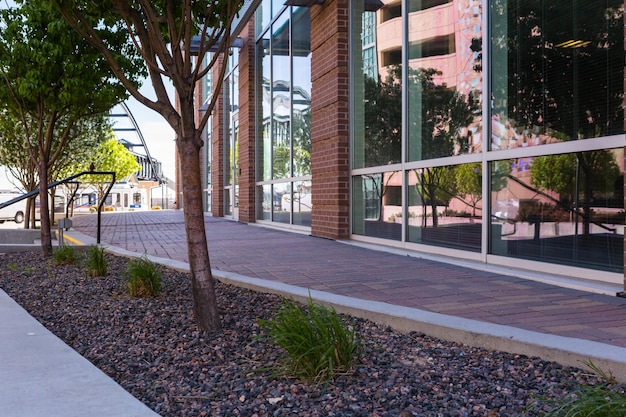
[0,0,144,255]
[52,0,245,331]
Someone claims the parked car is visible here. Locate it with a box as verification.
[0,192,26,224]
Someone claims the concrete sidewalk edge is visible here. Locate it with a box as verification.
[0,289,160,417]
[70,230,626,381]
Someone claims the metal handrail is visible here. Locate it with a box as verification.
[0,171,116,244]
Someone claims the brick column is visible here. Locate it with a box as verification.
[238,23,257,223]
[310,0,351,240]
[211,55,226,217]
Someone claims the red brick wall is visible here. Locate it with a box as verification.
[310,0,351,240]
[211,56,226,217]
[238,23,257,223]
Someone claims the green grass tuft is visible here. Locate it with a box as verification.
[258,295,359,383]
[53,245,77,266]
[126,256,162,297]
[85,245,107,277]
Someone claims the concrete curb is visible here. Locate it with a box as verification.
[63,229,626,381]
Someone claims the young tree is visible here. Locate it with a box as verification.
[80,137,141,204]
[0,0,144,256]
[53,0,245,331]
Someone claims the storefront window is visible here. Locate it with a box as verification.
[406,163,482,252]
[353,171,403,241]
[256,6,312,227]
[406,1,483,161]
[491,0,625,150]
[490,148,624,272]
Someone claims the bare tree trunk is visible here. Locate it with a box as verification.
[178,138,220,332]
[38,163,53,257]
[25,198,33,229]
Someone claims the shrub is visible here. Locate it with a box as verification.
[126,256,162,297]
[258,295,358,383]
[85,245,107,277]
[53,245,77,265]
[151,205,162,210]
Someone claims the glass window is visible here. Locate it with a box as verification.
[259,185,271,220]
[292,8,311,177]
[293,180,312,226]
[406,164,482,252]
[490,148,624,272]
[490,0,625,150]
[256,6,312,226]
[273,182,291,224]
[258,34,272,181]
[353,171,403,241]
[272,12,291,180]
[407,1,482,160]
[255,0,272,37]
[353,4,402,169]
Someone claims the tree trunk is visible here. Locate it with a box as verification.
[38,163,53,257]
[178,138,220,332]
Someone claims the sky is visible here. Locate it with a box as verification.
[0,81,177,192]
[115,81,177,181]
[0,0,178,191]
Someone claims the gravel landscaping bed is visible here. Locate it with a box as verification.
[0,251,600,416]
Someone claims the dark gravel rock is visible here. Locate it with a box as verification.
[0,251,598,416]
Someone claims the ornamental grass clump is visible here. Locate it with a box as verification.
[258,295,359,383]
[526,361,626,416]
[126,256,162,297]
[53,245,77,266]
[85,245,107,277]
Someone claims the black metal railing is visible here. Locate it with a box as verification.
[0,171,116,244]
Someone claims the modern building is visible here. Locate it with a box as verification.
[180,0,626,290]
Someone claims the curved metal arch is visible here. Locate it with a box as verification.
[109,102,163,183]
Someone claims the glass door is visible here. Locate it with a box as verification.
[225,111,239,219]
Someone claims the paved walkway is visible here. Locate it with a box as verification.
[66,210,626,377]
[4,208,626,416]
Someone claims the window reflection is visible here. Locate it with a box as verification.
[490,149,624,272]
[256,6,312,226]
[272,12,291,180]
[406,164,482,251]
[353,171,402,241]
[491,0,625,149]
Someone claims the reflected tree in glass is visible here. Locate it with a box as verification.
[491,0,624,141]
[412,166,457,227]
[363,71,402,166]
[456,161,509,218]
[530,150,621,235]
[292,108,311,176]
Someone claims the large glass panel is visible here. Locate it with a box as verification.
[273,182,291,224]
[406,164,482,251]
[255,0,272,37]
[292,8,311,177]
[272,12,291,180]
[490,148,624,272]
[293,180,312,226]
[260,185,271,220]
[352,171,402,241]
[407,0,483,161]
[258,34,272,181]
[224,73,232,187]
[352,0,401,169]
[491,0,625,150]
